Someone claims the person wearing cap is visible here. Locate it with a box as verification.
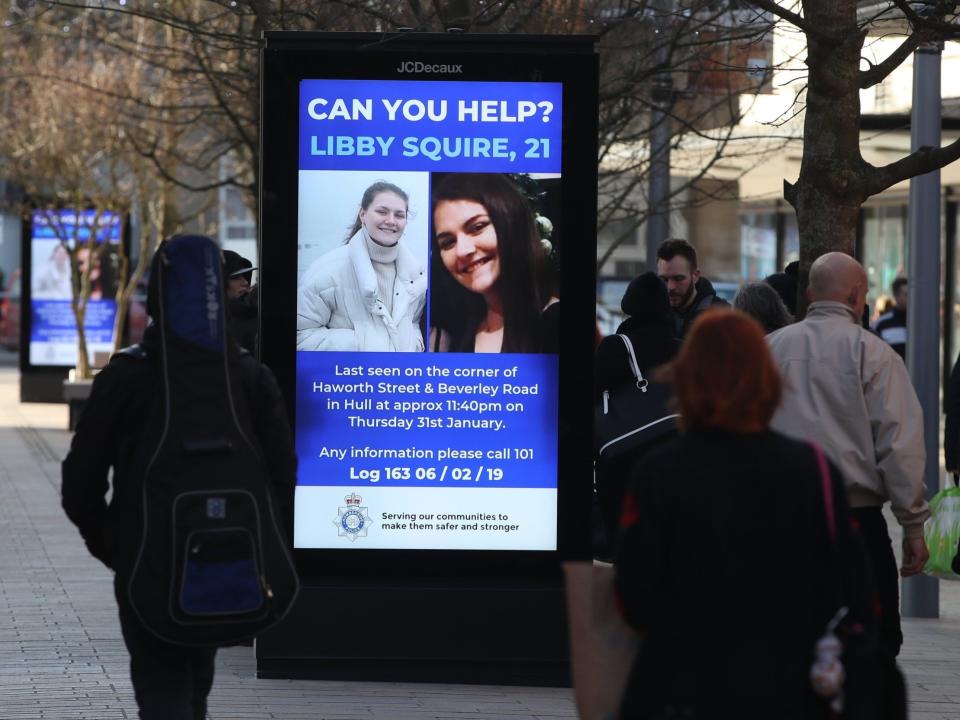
[223,250,254,300]
[297,180,426,352]
[223,250,258,354]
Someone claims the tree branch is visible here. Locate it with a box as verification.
[744,0,833,40]
[867,137,960,196]
[890,0,960,36]
[860,30,927,88]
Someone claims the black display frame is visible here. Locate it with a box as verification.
[259,32,597,584]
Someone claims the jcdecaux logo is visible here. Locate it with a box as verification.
[396,60,463,74]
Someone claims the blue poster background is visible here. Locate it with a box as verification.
[299,79,562,173]
[296,351,559,490]
[30,299,117,345]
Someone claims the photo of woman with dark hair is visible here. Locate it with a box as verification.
[297,179,427,352]
[430,173,558,353]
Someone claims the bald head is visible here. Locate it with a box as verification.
[808,252,868,310]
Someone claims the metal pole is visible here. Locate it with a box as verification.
[646,2,673,271]
[902,43,942,619]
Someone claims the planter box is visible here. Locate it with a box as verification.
[62,377,94,431]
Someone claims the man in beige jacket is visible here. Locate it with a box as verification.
[767,251,929,657]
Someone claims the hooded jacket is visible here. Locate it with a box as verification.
[766,301,929,537]
[297,230,427,352]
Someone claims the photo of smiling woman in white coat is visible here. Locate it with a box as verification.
[297,180,427,352]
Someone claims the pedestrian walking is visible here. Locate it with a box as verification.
[767,252,929,658]
[873,276,907,360]
[223,249,259,355]
[615,309,858,718]
[61,235,297,720]
[765,259,799,317]
[733,280,794,334]
[655,239,728,339]
[593,272,680,555]
[943,348,960,476]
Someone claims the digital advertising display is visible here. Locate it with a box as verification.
[258,33,598,683]
[293,78,563,551]
[28,209,122,367]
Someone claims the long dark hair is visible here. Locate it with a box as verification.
[346,181,409,242]
[431,173,554,353]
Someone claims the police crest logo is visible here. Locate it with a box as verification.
[334,493,373,541]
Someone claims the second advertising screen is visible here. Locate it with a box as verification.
[29,210,122,367]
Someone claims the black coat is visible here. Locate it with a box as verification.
[593,320,680,557]
[945,352,960,472]
[615,428,852,719]
[671,276,729,339]
[61,325,296,572]
[614,317,680,378]
[229,286,259,355]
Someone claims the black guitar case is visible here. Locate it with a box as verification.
[126,235,299,646]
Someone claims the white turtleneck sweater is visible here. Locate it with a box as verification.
[365,233,399,315]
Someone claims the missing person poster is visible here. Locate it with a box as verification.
[294,79,563,550]
[29,210,122,367]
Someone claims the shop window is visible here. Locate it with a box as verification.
[613,260,646,279]
[783,212,799,268]
[861,205,906,317]
[599,217,640,251]
[739,212,776,280]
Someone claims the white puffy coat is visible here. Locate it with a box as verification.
[297,231,426,352]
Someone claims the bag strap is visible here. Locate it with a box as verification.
[811,442,836,542]
[616,334,649,392]
[812,441,849,614]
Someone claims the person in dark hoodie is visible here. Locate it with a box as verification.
[764,260,799,318]
[61,236,296,720]
[655,239,729,339]
[223,249,259,355]
[593,272,681,557]
[598,271,682,394]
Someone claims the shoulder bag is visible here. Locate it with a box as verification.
[594,334,678,463]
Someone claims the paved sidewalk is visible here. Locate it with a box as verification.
[3,359,960,719]
[0,366,577,719]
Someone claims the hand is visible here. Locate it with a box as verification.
[901,536,929,577]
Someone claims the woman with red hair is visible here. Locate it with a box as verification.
[614,309,858,719]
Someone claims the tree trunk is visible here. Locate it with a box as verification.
[789,0,869,315]
[72,295,91,380]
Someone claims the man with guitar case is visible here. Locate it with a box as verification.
[62,235,299,719]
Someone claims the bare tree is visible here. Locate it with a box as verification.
[2,0,777,275]
[0,12,186,376]
[745,0,960,308]
[594,1,783,271]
